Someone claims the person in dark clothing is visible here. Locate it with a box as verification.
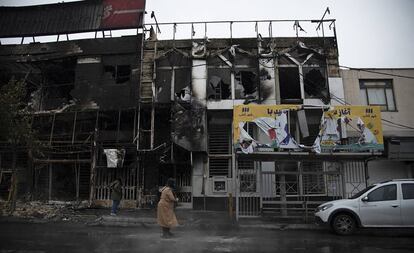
[109,178,122,216]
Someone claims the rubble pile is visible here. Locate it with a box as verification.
[0,200,96,222]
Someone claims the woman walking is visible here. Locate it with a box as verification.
[157,178,178,238]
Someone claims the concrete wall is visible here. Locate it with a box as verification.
[341,69,414,137]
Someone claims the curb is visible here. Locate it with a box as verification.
[94,215,321,230]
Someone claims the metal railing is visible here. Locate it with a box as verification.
[144,17,336,41]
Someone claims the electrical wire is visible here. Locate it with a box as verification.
[338,65,414,80]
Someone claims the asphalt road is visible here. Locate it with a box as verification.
[0,221,413,253]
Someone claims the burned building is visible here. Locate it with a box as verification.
[138,17,385,218]
[0,0,146,207]
[0,1,387,219]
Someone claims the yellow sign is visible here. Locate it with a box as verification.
[233,104,384,152]
[322,105,383,145]
[233,104,301,142]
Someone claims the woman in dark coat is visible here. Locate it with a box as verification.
[157,178,178,238]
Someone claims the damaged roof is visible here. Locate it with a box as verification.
[0,35,142,62]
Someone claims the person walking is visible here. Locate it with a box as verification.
[109,178,122,216]
[157,178,178,238]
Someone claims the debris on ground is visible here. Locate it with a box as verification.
[0,200,99,223]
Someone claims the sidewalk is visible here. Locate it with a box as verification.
[0,201,321,230]
[91,208,322,230]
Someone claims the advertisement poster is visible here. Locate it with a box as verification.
[233,105,384,154]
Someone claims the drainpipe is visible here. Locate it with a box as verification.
[364,157,377,186]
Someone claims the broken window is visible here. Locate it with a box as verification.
[155,68,172,103]
[299,109,323,146]
[74,111,97,142]
[98,110,119,141]
[207,69,231,100]
[37,59,76,110]
[279,67,301,103]
[234,50,258,100]
[104,65,131,84]
[139,108,152,149]
[174,68,192,102]
[303,67,328,103]
[32,114,54,141]
[277,49,329,104]
[155,51,192,103]
[235,69,258,100]
[52,112,75,142]
[118,109,136,142]
[207,53,231,100]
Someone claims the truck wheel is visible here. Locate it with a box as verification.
[332,214,356,235]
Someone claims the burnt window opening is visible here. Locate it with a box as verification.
[154,108,172,149]
[32,114,54,141]
[174,68,192,102]
[235,70,258,99]
[278,51,329,104]
[139,108,152,149]
[74,111,97,142]
[207,69,231,100]
[155,68,172,103]
[155,67,192,103]
[52,113,76,142]
[234,50,259,101]
[279,67,301,103]
[208,74,231,100]
[104,65,131,84]
[207,54,232,100]
[303,67,329,103]
[118,109,136,142]
[37,59,76,110]
[299,109,323,146]
[98,110,119,141]
[155,51,192,103]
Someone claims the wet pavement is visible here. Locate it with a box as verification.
[0,220,413,253]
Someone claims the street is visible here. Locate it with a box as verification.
[0,221,413,253]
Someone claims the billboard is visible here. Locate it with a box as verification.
[314,105,384,152]
[0,0,146,38]
[233,104,384,154]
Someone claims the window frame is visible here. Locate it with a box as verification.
[402,183,414,200]
[277,53,329,103]
[359,79,397,112]
[367,184,397,202]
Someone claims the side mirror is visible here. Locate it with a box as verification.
[361,196,369,202]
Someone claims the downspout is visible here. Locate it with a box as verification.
[364,157,377,186]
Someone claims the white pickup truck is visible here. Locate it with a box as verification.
[315,179,414,235]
